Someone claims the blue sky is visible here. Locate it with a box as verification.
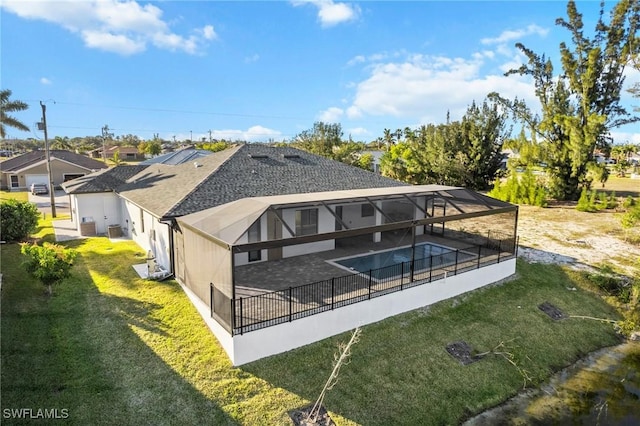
[2,1,638,144]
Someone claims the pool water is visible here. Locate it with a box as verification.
[332,242,474,279]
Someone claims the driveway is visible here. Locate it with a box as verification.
[28,190,70,217]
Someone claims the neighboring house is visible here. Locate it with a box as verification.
[139,149,212,165]
[63,144,518,365]
[62,165,149,235]
[90,146,145,161]
[0,150,108,191]
[362,150,384,173]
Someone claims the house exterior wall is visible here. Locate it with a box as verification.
[282,207,334,258]
[234,215,267,266]
[72,193,121,235]
[122,200,171,270]
[183,258,516,366]
[340,203,376,228]
[4,159,93,190]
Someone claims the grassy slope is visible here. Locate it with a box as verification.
[1,214,622,424]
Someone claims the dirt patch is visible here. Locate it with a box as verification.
[446,341,481,365]
[538,302,567,321]
[516,205,640,274]
[289,404,335,426]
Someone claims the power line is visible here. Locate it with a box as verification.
[35,100,308,121]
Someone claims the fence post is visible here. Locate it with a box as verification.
[400,261,404,290]
[210,283,214,318]
[497,240,502,263]
[368,270,372,299]
[477,245,482,269]
[288,287,293,322]
[454,249,459,275]
[239,297,244,335]
[429,255,432,282]
[331,278,335,310]
[410,256,415,283]
[516,236,519,256]
[230,298,236,336]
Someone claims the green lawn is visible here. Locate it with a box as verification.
[0,218,622,425]
[0,190,28,202]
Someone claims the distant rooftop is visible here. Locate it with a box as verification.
[140,149,212,166]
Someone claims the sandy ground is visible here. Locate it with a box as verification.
[515,204,640,275]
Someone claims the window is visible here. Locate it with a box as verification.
[361,203,374,218]
[296,209,318,236]
[10,175,19,188]
[248,219,261,262]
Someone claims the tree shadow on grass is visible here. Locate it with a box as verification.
[1,240,239,426]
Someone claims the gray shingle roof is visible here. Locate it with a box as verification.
[118,144,407,218]
[0,150,107,172]
[62,165,149,194]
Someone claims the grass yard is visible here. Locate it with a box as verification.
[0,218,623,425]
[0,190,28,202]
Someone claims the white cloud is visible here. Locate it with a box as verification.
[200,25,217,40]
[346,127,368,136]
[318,107,344,122]
[347,55,365,67]
[292,0,360,27]
[1,0,215,56]
[245,53,260,63]
[343,52,537,125]
[610,131,640,145]
[82,30,146,55]
[40,77,52,85]
[481,24,549,45]
[205,126,282,142]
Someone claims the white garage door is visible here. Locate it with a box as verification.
[25,174,49,188]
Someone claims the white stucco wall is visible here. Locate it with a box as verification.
[72,192,121,235]
[122,200,171,271]
[185,258,516,366]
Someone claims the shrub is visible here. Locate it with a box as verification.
[622,196,637,209]
[576,188,594,212]
[0,199,40,242]
[488,168,547,206]
[621,204,640,229]
[21,242,77,296]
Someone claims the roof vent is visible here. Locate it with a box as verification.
[194,161,202,168]
[249,154,269,159]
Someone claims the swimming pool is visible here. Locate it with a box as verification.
[330,242,475,280]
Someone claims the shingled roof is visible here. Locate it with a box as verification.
[0,150,107,172]
[62,165,149,194]
[118,144,406,219]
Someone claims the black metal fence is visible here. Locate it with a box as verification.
[221,234,518,335]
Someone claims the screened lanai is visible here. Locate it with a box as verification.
[175,185,518,335]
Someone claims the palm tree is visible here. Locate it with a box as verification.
[51,136,72,150]
[0,89,30,138]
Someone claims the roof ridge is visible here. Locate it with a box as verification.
[156,144,244,217]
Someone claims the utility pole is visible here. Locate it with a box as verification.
[190,130,193,143]
[40,101,56,218]
[208,129,212,143]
